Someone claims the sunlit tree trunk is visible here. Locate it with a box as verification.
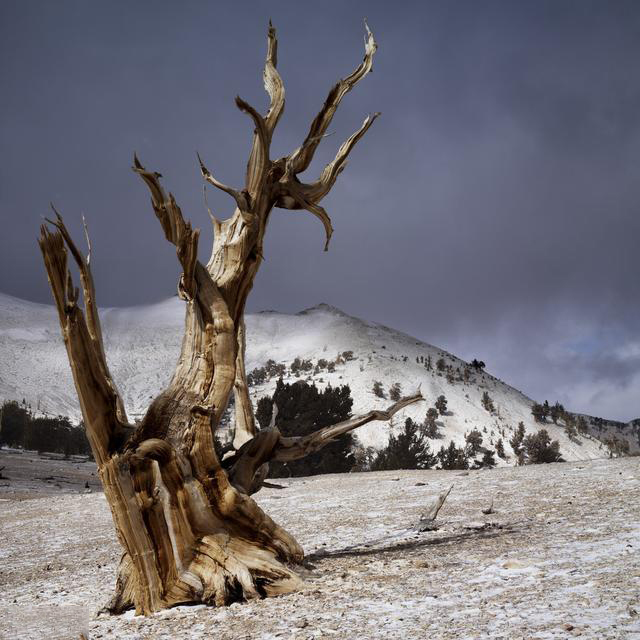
[39,22,422,615]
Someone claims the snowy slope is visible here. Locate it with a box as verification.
[0,293,636,462]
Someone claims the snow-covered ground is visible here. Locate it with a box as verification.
[0,451,638,639]
[0,292,637,461]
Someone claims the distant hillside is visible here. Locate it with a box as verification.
[0,293,637,462]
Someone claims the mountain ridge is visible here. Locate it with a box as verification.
[0,292,637,461]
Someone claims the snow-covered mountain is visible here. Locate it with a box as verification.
[0,292,637,462]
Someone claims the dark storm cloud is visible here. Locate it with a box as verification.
[1,1,639,420]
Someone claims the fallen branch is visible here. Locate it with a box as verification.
[416,485,452,532]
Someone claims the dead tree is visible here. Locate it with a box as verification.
[39,23,422,615]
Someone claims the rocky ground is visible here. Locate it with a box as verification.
[0,450,638,639]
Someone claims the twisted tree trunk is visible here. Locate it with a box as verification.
[39,22,422,616]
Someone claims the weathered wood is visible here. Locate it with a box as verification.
[38,22,402,616]
[416,485,452,532]
[227,394,423,494]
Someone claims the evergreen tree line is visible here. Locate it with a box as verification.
[2,382,576,470]
[247,352,356,387]
[0,400,91,457]
[509,421,562,464]
[255,380,571,475]
[531,400,588,434]
[370,419,497,471]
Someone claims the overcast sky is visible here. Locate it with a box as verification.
[1,1,639,421]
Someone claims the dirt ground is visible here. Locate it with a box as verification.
[0,450,638,639]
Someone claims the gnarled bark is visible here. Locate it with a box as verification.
[39,22,420,616]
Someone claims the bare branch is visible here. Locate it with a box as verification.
[232,318,258,449]
[82,214,92,265]
[196,152,250,212]
[133,155,200,300]
[202,185,220,226]
[276,180,334,251]
[286,22,377,176]
[304,112,380,203]
[235,96,270,188]
[273,392,423,462]
[227,393,423,494]
[416,486,452,531]
[424,486,452,521]
[263,21,284,132]
[38,220,130,461]
[44,206,106,361]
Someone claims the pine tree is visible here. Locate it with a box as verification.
[480,449,496,469]
[290,357,302,376]
[371,418,436,470]
[481,391,495,413]
[265,379,354,477]
[523,429,562,464]
[576,415,588,434]
[437,441,469,470]
[435,394,448,416]
[389,382,402,402]
[0,400,31,448]
[564,413,577,438]
[423,407,440,439]
[256,396,273,429]
[550,401,564,424]
[509,421,526,456]
[465,429,483,455]
[372,381,386,399]
[531,403,546,423]
[495,438,506,459]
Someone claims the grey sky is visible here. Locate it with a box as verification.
[1,1,639,421]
